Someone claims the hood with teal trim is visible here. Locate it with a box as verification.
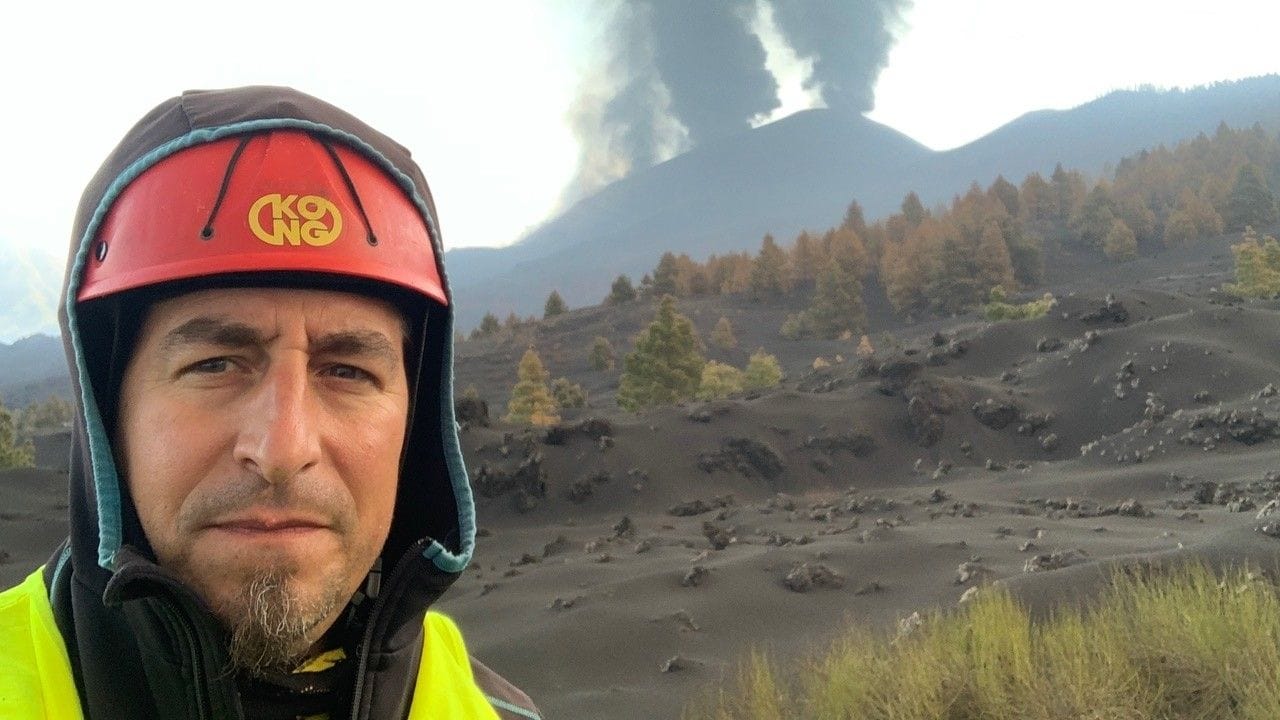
[57,86,475,591]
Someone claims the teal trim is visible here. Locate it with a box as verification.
[432,302,475,573]
[486,696,542,720]
[67,117,472,572]
[49,545,72,599]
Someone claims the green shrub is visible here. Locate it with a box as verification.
[551,377,587,409]
[742,350,782,391]
[1224,229,1280,299]
[0,396,33,469]
[983,287,1056,322]
[779,312,812,340]
[696,361,745,400]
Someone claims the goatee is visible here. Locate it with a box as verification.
[222,568,343,677]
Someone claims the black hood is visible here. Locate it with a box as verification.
[56,85,476,598]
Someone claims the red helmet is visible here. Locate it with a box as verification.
[78,130,446,306]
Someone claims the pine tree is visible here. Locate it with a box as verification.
[723,253,753,294]
[504,348,560,426]
[711,316,738,349]
[470,312,502,340]
[1050,163,1087,224]
[824,227,868,277]
[696,361,745,400]
[1226,163,1278,231]
[1116,196,1157,247]
[0,396,34,469]
[617,295,706,411]
[790,231,823,284]
[926,231,982,315]
[543,290,567,319]
[1103,218,1138,262]
[1183,189,1224,239]
[589,336,616,371]
[749,234,790,299]
[16,395,72,437]
[988,175,1020,217]
[1006,228,1045,287]
[856,334,875,359]
[742,350,783,391]
[841,199,868,236]
[606,274,637,305]
[975,220,1016,292]
[651,252,681,297]
[1163,210,1198,247]
[804,259,867,339]
[1019,172,1054,225]
[901,192,928,226]
[1070,184,1117,250]
[879,233,925,314]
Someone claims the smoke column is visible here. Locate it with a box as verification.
[769,0,912,113]
[646,0,779,146]
[560,0,913,207]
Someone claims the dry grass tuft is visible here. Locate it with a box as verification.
[684,564,1280,720]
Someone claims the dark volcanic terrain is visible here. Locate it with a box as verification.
[5,234,1280,719]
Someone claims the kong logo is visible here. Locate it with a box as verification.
[248,193,343,247]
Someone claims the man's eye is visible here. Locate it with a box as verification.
[189,358,232,374]
[326,364,375,383]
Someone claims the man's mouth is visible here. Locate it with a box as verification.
[209,515,330,534]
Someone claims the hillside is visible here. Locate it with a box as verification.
[0,334,68,408]
[447,76,1280,330]
[8,230,1280,719]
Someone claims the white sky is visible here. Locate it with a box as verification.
[1,0,1277,267]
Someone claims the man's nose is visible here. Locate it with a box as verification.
[232,356,321,483]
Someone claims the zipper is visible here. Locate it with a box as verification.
[153,590,217,719]
[113,558,228,720]
[349,540,429,720]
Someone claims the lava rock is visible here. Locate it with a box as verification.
[783,562,845,592]
[973,399,1019,430]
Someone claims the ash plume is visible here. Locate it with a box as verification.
[560,0,912,208]
[647,0,780,146]
[769,0,913,113]
[561,1,688,208]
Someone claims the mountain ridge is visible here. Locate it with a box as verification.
[446,75,1280,329]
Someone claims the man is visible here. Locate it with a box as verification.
[0,87,541,719]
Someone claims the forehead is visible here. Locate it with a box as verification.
[138,286,408,339]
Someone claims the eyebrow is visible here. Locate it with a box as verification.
[160,317,401,367]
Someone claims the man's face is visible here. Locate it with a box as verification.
[117,287,409,673]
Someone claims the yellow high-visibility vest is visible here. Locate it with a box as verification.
[0,569,500,719]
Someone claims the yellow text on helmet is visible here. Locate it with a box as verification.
[249,193,343,247]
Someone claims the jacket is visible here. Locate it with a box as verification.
[1,86,540,719]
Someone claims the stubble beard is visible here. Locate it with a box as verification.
[217,564,347,678]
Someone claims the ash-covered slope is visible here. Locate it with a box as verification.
[441,234,1280,719]
[8,236,1280,719]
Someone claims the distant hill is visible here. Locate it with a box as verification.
[446,75,1280,330]
[0,334,70,409]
